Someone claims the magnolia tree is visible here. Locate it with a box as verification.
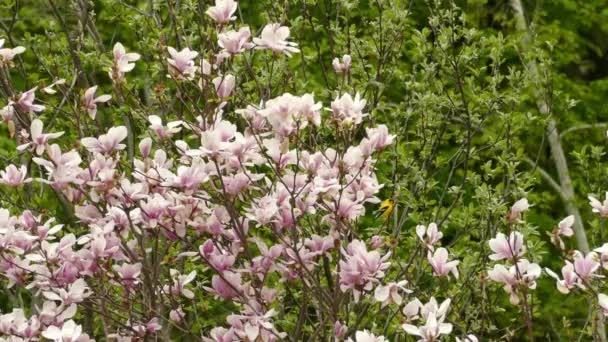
[0,0,607,341]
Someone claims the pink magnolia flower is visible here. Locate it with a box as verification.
[212,74,236,98]
[205,0,238,24]
[14,87,45,113]
[573,251,600,281]
[43,279,91,305]
[0,164,31,187]
[599,294,608,317]
[80,126,128,153]
[362,124,395,153]
[204,327,237,342]
[42,78,66,94]
[83,86,111,119]
[339,240,391,302]
[17,119,64,155]
[402,298,424,321]
[139,137,152,158]
[113,262,142,288]
[334,321,347,340]
[589,193,608,217]
[0,104,13,122]
[33,144,83,187]
[331,92,367,126]
[488,259,541,305]
[507,198,529,223]
[488,231,525,261]
[546,261,579,294]
[557,215,575,237]
[428,247,459,279]
[595,243,608,269]
[253,23,300,56]
[41,320,89,342]
[170,307,186,322]
[402,299,453,342]
[148,115,182,139]
[456,335,479,342]
[246,195,278,226]
[206,272,243,300]
[167,47,198,80]
[110,42,140,81]
[374,280,412,307]
[332,54,352,73]
[402,312,453,342]
[164,270,196,299]
[0,39,25,64]
[420,297,451,322]
[416,222,443,251]
[346,330,387,342]
[258,93,322,136]
[304,234,334,257]
[219,27,253,54]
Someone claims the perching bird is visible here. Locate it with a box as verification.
[376,199,394,220]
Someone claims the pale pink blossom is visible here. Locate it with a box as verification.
[81,126,128,153]
[246,195,278,226]
[43,279,91,305]
[41,320,88,342]
[362,124,395,152]
[573,251,600,281]
[206,0,238,24]
[164,270,197,299]
[168,47,198,80]
[253,23,300,56]
[488,231,525,261]
[14,87,45,113]
[258,93,322,136]
[212,74,236,98]
[416,222,443,251]
[139,137,152,158]
[599,294,608,317]
[113,262,142,288]
[17,119,64,155]
[402,314,452,341]
[0,39,25,64]
[111,42,140,81]
[0,164,31,187]
[374,280,411,307]
[42,79,66,94]
[595,243,608,269]
[218,27,253,54]
[332,54,352,73]
[334,321,347,340]
[331,92,367,126]
[428,247,459,279]
[83,86,111,119]
[557,215,575,237]
[339,240,390,302]
[546,261,579,294]
[488,259,541,305]
[170,308,186,322]
[148,115,182,139]
[507,198,529,223]
[206,272,243,300]
[346,330,387,342]
[589,193,608,217]
[402,311,453,342]
[402,298,423,321]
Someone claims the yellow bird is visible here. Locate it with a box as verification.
[376,199,394,220]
